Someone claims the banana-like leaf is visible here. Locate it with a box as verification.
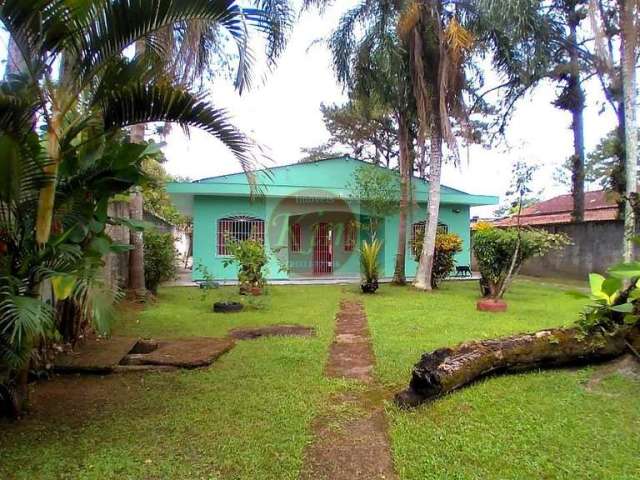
[51,274,77,301]
[588,273,606,298]
[610,302,634,313]
[608,261,640,279]
[601,277,622,298]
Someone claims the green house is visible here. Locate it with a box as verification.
[167,157,497,282]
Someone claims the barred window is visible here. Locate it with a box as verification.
[290,223,302,252]
[217,216,264,256]
[411,221,448,256]
[344,222,356,251]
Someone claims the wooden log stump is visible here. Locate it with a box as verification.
[395,326,640,408]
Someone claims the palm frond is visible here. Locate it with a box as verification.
[72,0,268,93]
[100,83,256,174]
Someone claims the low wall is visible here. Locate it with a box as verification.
[104,201,131,289]
[471,221,626,281]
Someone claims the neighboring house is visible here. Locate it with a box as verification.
[491,190,618,227]
[167,157,497,282]
[487,190,626,279]
[144,210,175,234]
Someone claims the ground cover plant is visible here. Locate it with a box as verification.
[0,285,344,480]
[0,280,638,480]
[362,280,640,480]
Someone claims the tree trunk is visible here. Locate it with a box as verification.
[35,113,61,245]
[414,121,442,291]
[393,112,412,285]
[620,0,638,263]
[127,41,147,300]
[395,325,640,408]
[568,15,586,223]
[128,183,146,301]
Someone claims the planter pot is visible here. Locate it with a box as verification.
[361,280,379,294]
[476,298,507,313]
[250,286,263,296]
[213,301,244,313]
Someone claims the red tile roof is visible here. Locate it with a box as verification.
[491,190,619,227]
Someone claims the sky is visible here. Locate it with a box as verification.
[0,2,622,217]
[160,1,619,217]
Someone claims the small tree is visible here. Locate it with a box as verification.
[347,164,400,239]
[222,239,268,295]
[473,224,570,299]
[143,230,178,294]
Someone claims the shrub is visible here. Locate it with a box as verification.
[432,233,463,288]
[472,225,570,298]
[412,231,463,288]
[144,230,178,294]
[222,239,268,294]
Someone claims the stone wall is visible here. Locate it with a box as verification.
[104,201,131,289]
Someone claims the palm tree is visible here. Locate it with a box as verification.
[619,0,638,262]
[550,1,587,223]
[329,0,418,285]
[123,3,296,300]
[0,0,288,414]
[588,0,639,261]
[399,0,553,290]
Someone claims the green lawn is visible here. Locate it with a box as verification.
[1,280,639,480]
[0,285,346,480]
[362,280,640,480]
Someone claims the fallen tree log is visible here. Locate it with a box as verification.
[395,325,640,408]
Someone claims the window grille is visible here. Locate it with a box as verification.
[411,221,448,256]
[217,216,264,255]
[290,223,302,252]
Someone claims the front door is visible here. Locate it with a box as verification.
[313,223,333,275]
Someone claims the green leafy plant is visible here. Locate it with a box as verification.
[570,266,640,334]
[412,231,463,288]
[360,238,382,293]
[194,261,219,303]
[143,229,178,294]
[347,165,400,239]
[473,224,570,299]
[222,239,268,295]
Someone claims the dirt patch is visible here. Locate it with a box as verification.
[120,337,235,369]
[586,354,640,392]
[54,336,139,373]
[301,299,397,480]
[300,406,397,480]
[229,324,315,340]
[55,336,235,373]
[4,374,148,426]
[325,300,375,383]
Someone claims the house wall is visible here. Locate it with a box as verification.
[401,203,472,278]
[192,194,472,281]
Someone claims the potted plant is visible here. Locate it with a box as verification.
[222,239,268,296]
[360,238,382,293]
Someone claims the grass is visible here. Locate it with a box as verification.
[1,279,638,479]
[0,285,346,480]
[361,280,640,480]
